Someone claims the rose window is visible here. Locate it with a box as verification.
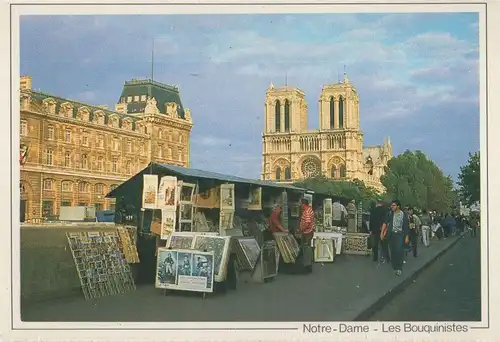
[301,157,321,178]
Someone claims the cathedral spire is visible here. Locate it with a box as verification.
[343,65,349,84]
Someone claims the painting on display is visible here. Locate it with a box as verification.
[247,187,262,211]
[219,210,234,231]
[261,240,278,279]
[233,237,260,270]
[313,238,335,262]
[180,203,194,221]
[161,209,176,240]
[313,232,343,255]
[220,184,235,210]
[290,204,300,218]
[166,232,195,250]
[323,198,333,228]
[179,182,196,203]
[117,226,140,263]
[192,235,231,282]
[157,176,178,209]
[142,174,159,209]
[192,187,220,209]
[155,248,215,293]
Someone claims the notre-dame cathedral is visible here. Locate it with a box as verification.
[260,74,392,192]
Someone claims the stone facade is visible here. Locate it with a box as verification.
[261,75,392,192]
[19,76,193,222]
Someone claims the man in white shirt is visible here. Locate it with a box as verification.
[332,200,348,227]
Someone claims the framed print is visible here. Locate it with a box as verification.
[313,238,335,262]
[157,176,178,209]
[142,174,159,209]
[192,235,231,282]
[248,187,262,211]
[261,241,278,279]
[220,184,235,210]
[219,210,234,231]
[156,248,214,293]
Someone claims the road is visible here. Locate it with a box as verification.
[368,235,481,322]
[21,236,464,322]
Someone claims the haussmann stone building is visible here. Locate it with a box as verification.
[19,76,193,223]
[260,74,392,192]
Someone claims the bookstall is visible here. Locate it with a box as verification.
[106,162,307,292]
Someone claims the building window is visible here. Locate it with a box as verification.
[134,95,139,102]
[178,150,182,161]
[126,161,131,174]
[141,95,147,101]
[285,167,291,180]
[339,164,346,178]
[113,138,119,151]
[109,203,116,211]
[331,165,337,178]
[20,120,28,136]
[62,181,72,192]
[61,201,72,207]
[158,129,163,140]
[275,167,281,181]
[42,200,54,217]
[127,141,132,153]
[95,203,103,212]
[158,145,163,158]
[82,134,88,146]
[97,135,104,148]
[81,154,88,169]
[330,96,335,129]
[127,96,132,103]
[169,132,172,142]
[284,100,290,132]
[64,151,71,167]
[65,129,71,143]
[112,157,118,173]
[97,156,104,171]
[47,125,54,140]
[45,148,53,165]
[180,134,184,144]
[78,182,90,193]
[339,97,344,129]
[95,184,105,194]
[275,100,281,132]
[43,179,53,190]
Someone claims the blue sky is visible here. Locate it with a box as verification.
[20,13,480,184]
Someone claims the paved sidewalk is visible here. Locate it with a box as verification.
[21,236,462,322]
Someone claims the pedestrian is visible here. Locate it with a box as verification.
[407,207,421,257]
[332,200,348,228]
[369,201,388,262]
[381,200,409,276]
[266,204,286,240]
[420,209,432,247]
[469,214,478,237]
[296,198,315,273]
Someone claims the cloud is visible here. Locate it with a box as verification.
[20,13,480,181]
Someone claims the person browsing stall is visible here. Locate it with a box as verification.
[268,205,286,233]
[381,200,409,276]
[297,198,315,244]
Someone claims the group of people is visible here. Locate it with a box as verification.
[369,200,480,276]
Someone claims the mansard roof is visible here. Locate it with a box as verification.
[118,79,186,119]
[25,89,140,130]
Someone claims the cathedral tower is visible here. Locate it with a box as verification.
[318,74,360,131]
[264,83,308,133]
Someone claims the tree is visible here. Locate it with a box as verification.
[293,176,381,208]
[381,150,454,213]
[457,151,480,206]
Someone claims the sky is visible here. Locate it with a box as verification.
[20,13,480,184]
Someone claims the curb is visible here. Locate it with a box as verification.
[353,234,465,321]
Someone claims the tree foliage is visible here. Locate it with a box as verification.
[380,150,454,213]
[457,151,480,206]
[293,176,381,208]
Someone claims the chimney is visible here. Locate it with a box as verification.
[20,75,32,90]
